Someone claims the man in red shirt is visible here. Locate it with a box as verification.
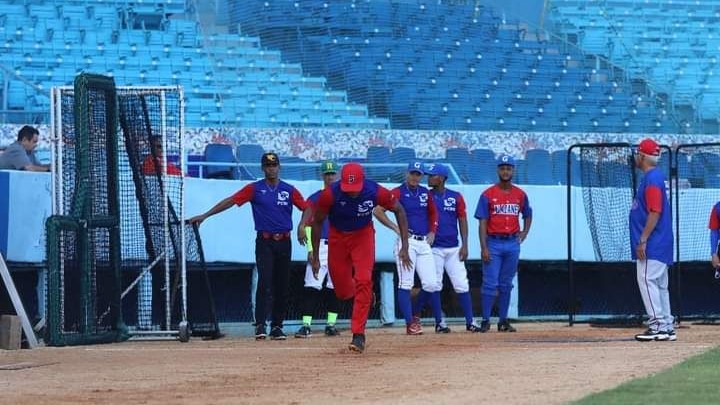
[310,162,411,353]
[142,136,182,176]
[474,155,532,333]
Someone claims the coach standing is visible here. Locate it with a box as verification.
[631,139,675,342]
[475,155,532,333]
[188,152,308,340]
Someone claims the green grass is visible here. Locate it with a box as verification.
[573,346,720,404]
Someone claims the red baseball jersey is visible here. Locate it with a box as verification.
[473,184,532,235]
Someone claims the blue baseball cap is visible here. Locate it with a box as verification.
[497,154,515,167]
[407,161,424,173]
[424,163,449,178]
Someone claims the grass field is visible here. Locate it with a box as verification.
[575,345,720,404]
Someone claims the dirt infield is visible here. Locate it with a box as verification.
[1,322,718,405]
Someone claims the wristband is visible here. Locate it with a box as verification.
[305,226,313,253]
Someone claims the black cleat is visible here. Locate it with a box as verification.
[435,324,452,333]
[466,322,483,333]
[479,320,491,333]
[324,324,340,336]
[348,333,366,353]
[635,328,669,342]
[269,326,287,340]
[255,324,267,340]
[294,325,312,338]
[497,320,517,333]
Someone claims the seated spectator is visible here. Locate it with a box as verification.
[142,136,182,176]
[0,125,50,172]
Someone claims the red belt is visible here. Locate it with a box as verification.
[259,232,291,241]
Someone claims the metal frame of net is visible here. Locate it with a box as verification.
[48,79,218,343]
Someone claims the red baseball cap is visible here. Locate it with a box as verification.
[638,139,660,156]
[340,162,364,193]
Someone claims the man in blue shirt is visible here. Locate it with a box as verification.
[630,139,675,342]
[0,126,49,171]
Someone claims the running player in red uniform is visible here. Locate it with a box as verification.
[188,152,308,340]
[631,139,675,342]
[474,155,532,333]
[310,162,411,353]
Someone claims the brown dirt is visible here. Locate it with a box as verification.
[1,322,718,405]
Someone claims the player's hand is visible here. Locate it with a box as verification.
[297,228,307,245]
[715,269,720,280]
[712,254,720,269]
[398,247,412,270]
[311,257,321,280]
[636,241,647,261]
[519,230,529,243]
[187,215,206,226]
[307,251,315,264]
[459,244,468,262]
[426,232,435,247]
[481,249,490,263]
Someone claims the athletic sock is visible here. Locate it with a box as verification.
[413,289,430,315]
[326,312,338,325]
[397,288,413,324]
[302,315,312,326]
[481,293,495,321]
[457,292,474,326]
[429,291,443,325]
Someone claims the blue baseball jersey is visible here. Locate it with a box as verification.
[316,180,396,232]
[392,183,437,236]
[431,188,467,248]
[308,190,330,239]
[629,167,673,265]
[231,180,306,233]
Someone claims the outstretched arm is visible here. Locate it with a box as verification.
[187,197,236,226]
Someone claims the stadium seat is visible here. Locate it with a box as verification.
[203,143,236,179]
[236,143,265,163]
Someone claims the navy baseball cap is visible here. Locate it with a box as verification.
[407,161,424,173]
[497,154,515,167]
[424,163,449,178]
[261,152,279,166]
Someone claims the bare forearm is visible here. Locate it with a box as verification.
[391,203,409,248]
[479,220,488,251]
[373,206,399,234]
[459,217,468,247]
[200,197,235,219]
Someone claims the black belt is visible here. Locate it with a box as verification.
[258,231,291,241]
[410,234,426,241]
[488,233,518,240]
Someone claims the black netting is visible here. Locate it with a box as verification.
[577,145,636,262]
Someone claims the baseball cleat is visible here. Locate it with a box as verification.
[497,320,517,333]
[269,326,287,340]
[479,320,491,333]
[294,325,312,338]
[348,333,365,353]
[435,324,451,333]
[666,330,677,341]
[466,322,484,333]
[324,324,340,336]
[634,329,670,341]
[255,324,267,340]
[406,321,423,335]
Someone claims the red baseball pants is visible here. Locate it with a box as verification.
[327,224,375,334]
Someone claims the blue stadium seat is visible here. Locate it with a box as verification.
[366,146,391,162]
[236,143,265,163]
[525,149,553,185]
[391,146,416,161]
[203,143,237,179]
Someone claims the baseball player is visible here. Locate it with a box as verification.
[474,154,532,333]
[310,162,411,353]
[295,161,341,338]
[631,139,675,342]
[425,163,483,332]
[708,201,720,279]
[188,152,308,341]
[374,161,446,335]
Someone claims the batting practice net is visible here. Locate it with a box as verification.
[567,143,672,324]
[675,143,720,320]
[48,76,219,346]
